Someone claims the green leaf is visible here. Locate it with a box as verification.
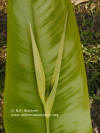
[4,0,92,133]
[44,12,68,131]
[29,23,46,106]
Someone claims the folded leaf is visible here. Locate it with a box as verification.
[30,23,45,106]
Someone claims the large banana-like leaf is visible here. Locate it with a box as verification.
[4,0,92,133]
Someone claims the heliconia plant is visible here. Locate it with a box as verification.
[3,0,92,133]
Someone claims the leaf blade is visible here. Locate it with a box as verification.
[4,0,92,133]
[45,11,69,115]
[29,23,46,105]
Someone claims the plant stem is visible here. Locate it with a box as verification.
[46,116,50,133]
